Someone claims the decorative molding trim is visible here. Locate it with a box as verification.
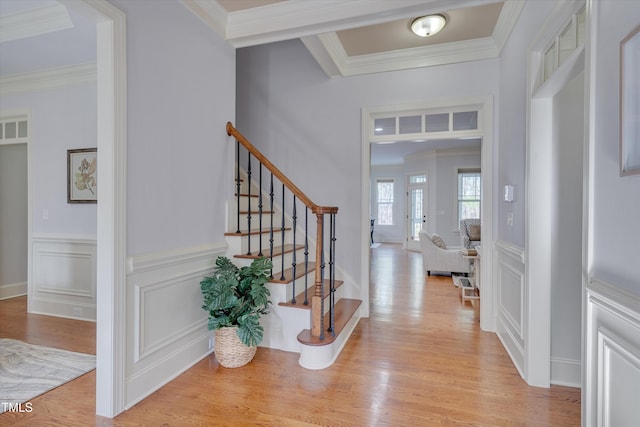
[134,270,211,363]
[492,0,526,53]
[495,239,526,381]
[127,241,227,275]
[495,239,526,264]
[30,234,97,321]
[125,243,225,409]
[0,3,73,43]
[497,261,524,337]
[587,278,640,328]
[585,277,640,426]
[0,62,97,97]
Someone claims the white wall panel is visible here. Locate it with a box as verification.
[30,234,96,320]
[586,279,640,427]
[495,240,525,378]
[125,242,226,409]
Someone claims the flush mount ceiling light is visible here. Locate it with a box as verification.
[410,14,447,37]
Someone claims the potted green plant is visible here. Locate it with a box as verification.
[200,256,272,368]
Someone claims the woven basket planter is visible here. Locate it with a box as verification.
[214,326,257,368]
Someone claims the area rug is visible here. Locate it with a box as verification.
[0,338,95,413]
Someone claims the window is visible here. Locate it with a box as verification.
[458,169,481,223]
[377,179,394,225]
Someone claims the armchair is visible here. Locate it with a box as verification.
[460,219,481,249]
[419,230,470,276]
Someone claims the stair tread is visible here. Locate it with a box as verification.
[225,227,291,236]
[279,279,344,309]
[235,193,259,198]
[297,298,362,346]
[239,210,274,215]
[269,262,317,284]
[233,244,303,259]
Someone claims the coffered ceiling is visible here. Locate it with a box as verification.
[184,0,525,76]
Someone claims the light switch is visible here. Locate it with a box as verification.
[507,212,514,226]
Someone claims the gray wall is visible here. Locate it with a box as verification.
[1,85,98,236]
[591,0,640,294]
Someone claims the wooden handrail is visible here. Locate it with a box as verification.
[227,122,338,215]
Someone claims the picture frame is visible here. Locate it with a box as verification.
[620,24,640,176]
[67,148,97,203]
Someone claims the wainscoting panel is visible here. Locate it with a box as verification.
[585,279,640,426]
[495,240,526,378]
[30,234,96,320]
[124,242,226,409]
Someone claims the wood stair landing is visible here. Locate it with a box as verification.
[296,298,362,346]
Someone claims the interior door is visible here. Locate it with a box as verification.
[406,174,426,251]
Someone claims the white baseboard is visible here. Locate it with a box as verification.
[551,357,581,387]
[0,281,27,300]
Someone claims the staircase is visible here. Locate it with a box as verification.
[224,122,362,369]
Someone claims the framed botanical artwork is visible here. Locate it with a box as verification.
[67,148,97,203]
[620,24,640,176]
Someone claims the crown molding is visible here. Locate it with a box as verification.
[492,0,526,53]
[0,3,73,43]
[314,32,499,76]
[179,0,228,38]
[0,62,96,96]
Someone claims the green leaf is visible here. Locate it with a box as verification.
[236,314,264,347]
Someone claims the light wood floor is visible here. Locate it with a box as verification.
[0,244,581,426]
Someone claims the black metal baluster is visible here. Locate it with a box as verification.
[258,163,263,256]
[246,153,252,255]
[329,213,336,337]
[319,235,325,341]
[304,207,309,306]
[235,141,241,234]
[269,174,274,278]
[280,184,286,281]
[291,196,297,303]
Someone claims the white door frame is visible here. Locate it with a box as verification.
[60,0,128,417]
[361,96,495,332]
[525,0,586,387]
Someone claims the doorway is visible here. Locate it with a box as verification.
[406,173,426,251]
[361,97,495,330]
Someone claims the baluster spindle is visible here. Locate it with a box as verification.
[329,213,336,337]
[235,141,241,234]
[269,174,275,278]
[258,164,263,256]
[319,235,326,340]
[246,153,252,255]
[304,207,309,306]
[291,195,297,304]
[280,184,286,281]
